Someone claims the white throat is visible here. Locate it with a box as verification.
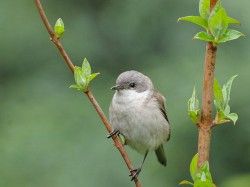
[114,89,151,105]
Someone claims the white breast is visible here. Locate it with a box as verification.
[109,90,170,154]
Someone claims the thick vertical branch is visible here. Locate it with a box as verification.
[197,0,218,169]
[198,42,217,168]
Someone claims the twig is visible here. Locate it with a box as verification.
[34,1,142,186]
[197,0,218,169]
[35,0,74,73]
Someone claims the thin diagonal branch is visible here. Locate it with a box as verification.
[34,1,142,186]
[35,0,74,73]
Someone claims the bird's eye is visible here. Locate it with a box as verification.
[129,82,136,88]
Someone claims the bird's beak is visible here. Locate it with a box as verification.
[111,84,124,90]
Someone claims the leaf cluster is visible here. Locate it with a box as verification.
[213,75,238,125]
[178,0,244,45]
[70,58,100,91]
[179,153,216,187]
[188,75,238,126]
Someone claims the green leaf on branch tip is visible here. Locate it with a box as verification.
[70,59,100,91]
[190,153,198,181]
[218,29,244,43]
[209,0,223,18]
[179,180,194,186]
[178,0,243,45]
[193,32,214,42]
[188,87,200,124]
[82,58,91,78]
[208,8,228,42]
[178,16,208,31]
[227,17,241,25]
[199,0,210,20]
[54,18,64,37]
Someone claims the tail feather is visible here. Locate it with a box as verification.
[155,144,167,166]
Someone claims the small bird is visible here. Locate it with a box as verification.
[109,70,170,180]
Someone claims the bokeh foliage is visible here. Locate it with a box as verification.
[0,0,249,186]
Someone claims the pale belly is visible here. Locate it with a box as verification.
[110,91,170,153]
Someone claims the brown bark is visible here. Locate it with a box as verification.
[197,0,218,169]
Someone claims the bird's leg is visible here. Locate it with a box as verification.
[129,150,149,181]
[107,129,120,138]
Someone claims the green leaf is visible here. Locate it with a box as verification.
[188,111,200,125]
[194,179,213,187]
[227,17,241,25]
[82,58,91,78]
[199,0,210,20]
[218,29,244,43]
[209,1,222,18]
[54,18,64,37]
[222,75,238,107]
[200,161,213,182]
[217,110,238,125]
[208,1,222,37]
[217,110,228,123]
[69,84,81,90]
[194,161,213,187]
[180,154,215,187]
[178,16,208,30]
[188,87,199,111]
[179,180,194,186]
[70,60,99,91]
[208,8,228,41]
[89,72,100,81]
[188,87,200,124]
[214,75,238,125]
[73,66,86,90]
[190,153,198,181]
[213,79,224,111]
[223,104,230,115]
[226,113,238,125]
[193,32,214,42]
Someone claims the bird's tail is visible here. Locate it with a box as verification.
[155,144,167,166]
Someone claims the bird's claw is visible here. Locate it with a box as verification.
[107,129,120,138]
[129,168,142,181]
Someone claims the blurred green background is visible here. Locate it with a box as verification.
[0,0,249,186]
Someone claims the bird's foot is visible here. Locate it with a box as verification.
[129,167,142,181]
[107,129,120,138]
